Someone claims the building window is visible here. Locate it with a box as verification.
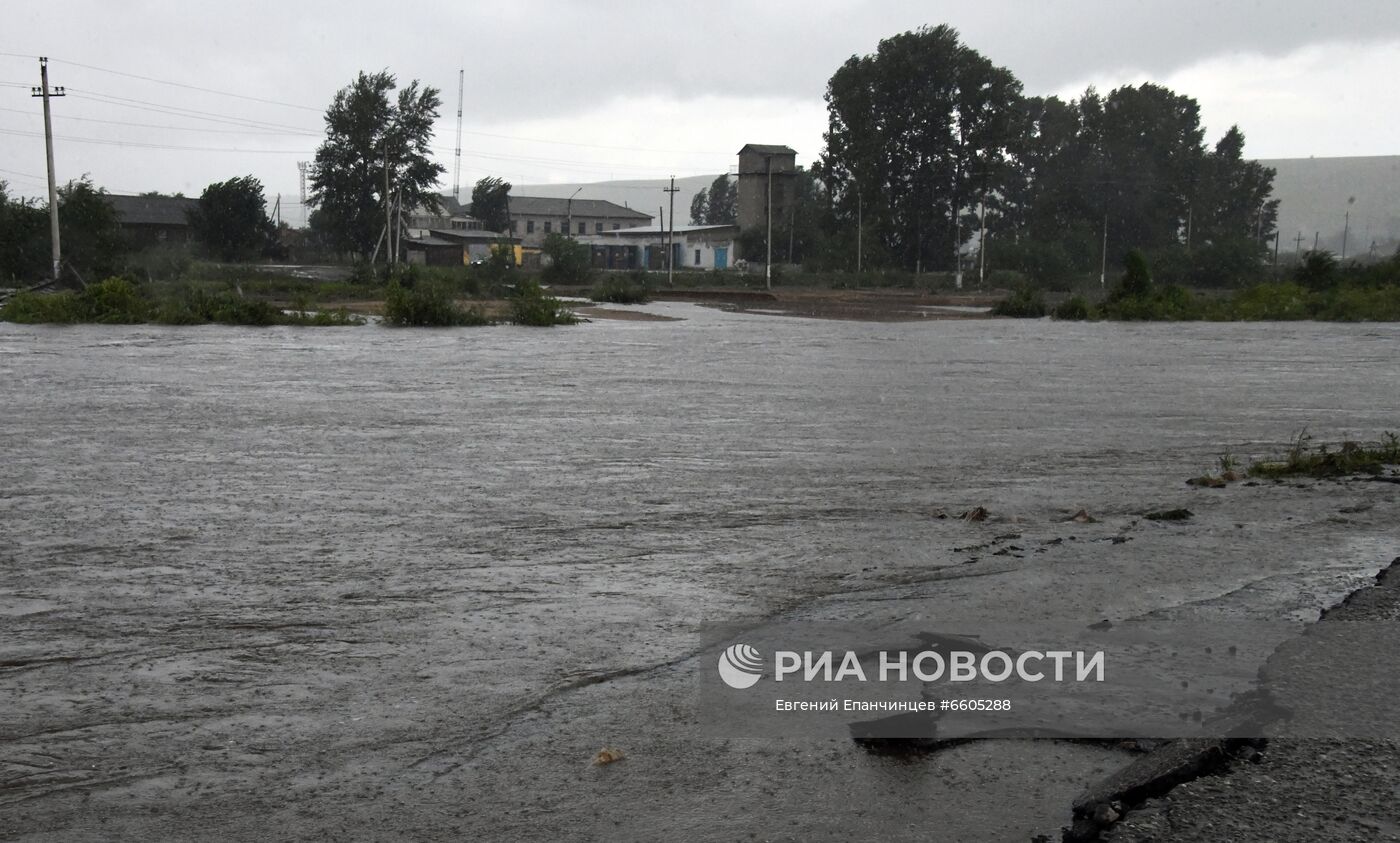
[694,249,701,266]
[544,221,552,234]
[578,221,586,235]
[527,220,535,234]
[595,222,603,234]
[612,223,620,230]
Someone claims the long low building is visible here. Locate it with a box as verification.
[578,224,740,271]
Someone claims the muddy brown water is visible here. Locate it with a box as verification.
[2,306,1398,841]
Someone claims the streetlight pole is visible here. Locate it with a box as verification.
[566,186,583,239]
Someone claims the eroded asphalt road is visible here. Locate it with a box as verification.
[3,311,1399,840]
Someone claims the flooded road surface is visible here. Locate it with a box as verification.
[3,306,1399,841]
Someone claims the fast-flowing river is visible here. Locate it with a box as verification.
[3,305,1398,841]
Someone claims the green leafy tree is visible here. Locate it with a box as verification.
[56,177,126,281]
[308,70,446,258]
[470,176,512,233]
[189,175,274,262]
[540,232,592,285]
[690,174,737,225]
[819,25,1024,271]
[0,182,50,282]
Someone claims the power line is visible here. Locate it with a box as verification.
[1,51,321,112]
[0,105,318,136]
[0,127,310,154]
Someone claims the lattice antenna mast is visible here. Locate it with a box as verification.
[453,69,464,202]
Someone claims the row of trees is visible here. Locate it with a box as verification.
[810,25,1279,281]
[0,175,282,284]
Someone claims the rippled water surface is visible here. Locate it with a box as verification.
[3,307,1398,841]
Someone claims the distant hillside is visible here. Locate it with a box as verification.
[509,175,720,228]
[1259,155,1400,259]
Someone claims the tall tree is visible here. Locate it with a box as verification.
[690,174,736,225]
[56,178,126,280]
[189,176,274,262]
[820,25,1024,271]
[308,71,445,258]
[470,176,512,232]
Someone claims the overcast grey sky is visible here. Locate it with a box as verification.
[4,1,1399,214]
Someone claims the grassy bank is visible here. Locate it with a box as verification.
[0,277,363,326]
[2,265,578,328]
[992,281,1400,322]
[1190,432,1400,486]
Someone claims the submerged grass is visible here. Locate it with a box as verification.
[1248,430,1400,479]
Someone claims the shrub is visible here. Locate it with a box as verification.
[590,272,651,304]
[382,279,489,327]
[991,285,1046,318]
[510,278,577,326]
[1,276,149,323]
[541,233,593,285]
[1052,295,1092,320]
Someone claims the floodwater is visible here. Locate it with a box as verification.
[2,305,1398,841]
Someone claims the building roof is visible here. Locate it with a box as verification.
[404,236,463,248]
[738,144,796,156]
[428,228,517,243]
[107,194,199,227]
[597,223,737,236]
[505,196,652,219]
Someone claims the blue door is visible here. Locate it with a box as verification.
[714,246,728,270]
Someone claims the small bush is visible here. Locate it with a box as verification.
[382,280,489,327]
[510,278,577,326]
[1052,295,1092,320]
[590,272,651,304]
[1,276,149,324]
[991,286,1046,318]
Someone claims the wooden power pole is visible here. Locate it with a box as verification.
[31,57,65,281]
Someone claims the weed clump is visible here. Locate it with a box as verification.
[1249,430,1400,479]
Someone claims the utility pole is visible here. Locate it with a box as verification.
[856,187,863,280]
[1273,230,1280,271]
[1099,213,1108,290]
[297,161,309,227]
[1313,231,1319,252]
[1341,210,1350,261]
[383,138,392,266]
[31,57,65,282]
[1293,231,1305,261]
[1185,205,1193,252]
[664,175,679,287]
[765,156,773,290]
[273,194,281,229]
[978,192,988,289]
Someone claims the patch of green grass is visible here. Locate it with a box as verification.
[1249,430,1400,479]
[2,276,367,327]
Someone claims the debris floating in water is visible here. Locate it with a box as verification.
[592,747,626,766]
